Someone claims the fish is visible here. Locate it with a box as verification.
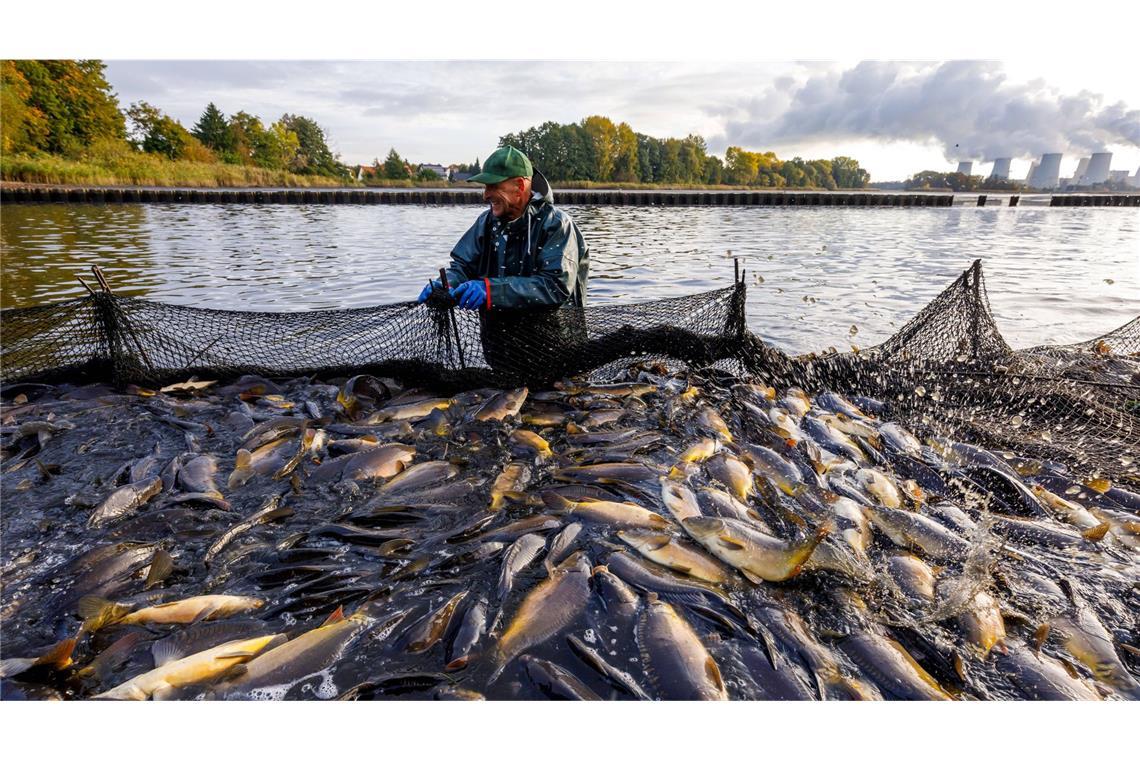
[490,552,592,681]
[675,437,720,466]
[404,590,469,653]
[219,609,373,697]
[553,462,662,485]
[803,416,867,463]
[445,598,488,671]
[177,454,223,497]
[566,633,651,700]
[617,530,731,584]
[520,655,602,700]
[636,593,728,700]
[339,443,416,481]
[94,634,286,700]
[838,632,952,700]
[227,438,293,488]
[957,591,1006,658]
[149,621,272,667]
[1052,606,1140,697]
[886,554,936,604]
[695,406,733,442]
[79,594,265,632]
[368,397,453,423]
[542,492,668,530]
[878,422,921,457]
[0,637,76,678]
[682,516,828,583]
[855,468,901,509]
[376,460,459,494]
[576,382,656,398]
[490,461,532,511]
[994,644,1102,700]
[509,429,553,460]
[863,504,970,560]
[601,549,725,601]
[472,387,528,422]
[544,523,583,572]
[498,533,547,600]
[88,476,163,528]
[739,444,806,497]
[705,453,755,500]
[592,564,642,623]
[660,477,702,521]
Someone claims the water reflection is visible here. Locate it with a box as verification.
[2,203,1137,353]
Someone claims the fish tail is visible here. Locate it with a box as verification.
[77,595,131,632]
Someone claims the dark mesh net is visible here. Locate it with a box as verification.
[2,261,1136,485]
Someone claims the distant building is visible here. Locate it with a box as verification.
[417,163,449,179]
[450,171,475,183]
[989,158,1012,180]
[1029,153,1062,189]
[956,161,974,175]
[1132,167,1140,188]
[1072,157,1090,184]
[1083,152,1112,185]
[1108,170,1130,183]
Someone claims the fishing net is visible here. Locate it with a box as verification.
[2,261,1137,485]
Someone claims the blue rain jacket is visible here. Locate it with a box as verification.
[442,170,589,309]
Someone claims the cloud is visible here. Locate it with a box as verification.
[713,60,1140,161]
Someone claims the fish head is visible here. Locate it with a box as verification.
[682,516,725,540]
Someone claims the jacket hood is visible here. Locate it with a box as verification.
[531,168,553,205]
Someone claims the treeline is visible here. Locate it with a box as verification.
[904,171,1025,192]
[2,60,349,181]
[498,116,871,188]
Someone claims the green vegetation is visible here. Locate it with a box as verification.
[2,60,873,190]
[499,117,870,188]
[904,171,1025,192]
[2,60,351,187]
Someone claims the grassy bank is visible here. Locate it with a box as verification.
[1,150,351,188]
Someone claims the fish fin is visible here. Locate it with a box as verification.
[740,568,764,585]
[150,637,185,668]
[321,606,346,627]
[718,536,746,551]
[754,623,779,670]
[34,637,77,670]
[189,604,220,625]
[810,667,828,701]
[144,549,174,590]
[77,596,130,630]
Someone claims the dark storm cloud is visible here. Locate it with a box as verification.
[713,60,1140,161]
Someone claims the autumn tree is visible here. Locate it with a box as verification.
[3,60,125,155]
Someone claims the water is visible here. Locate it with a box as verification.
[2,203,1136,353]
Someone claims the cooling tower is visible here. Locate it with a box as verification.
[1031,153,1062,189]
[1072,157,1090,183]
[989,158,1011,180]
[1083,152,1112,185]
[956,161,974,175]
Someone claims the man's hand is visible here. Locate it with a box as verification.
[417,280,441,303]
[451,280,487,310]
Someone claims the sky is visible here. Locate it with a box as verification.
[102,59,1140,182]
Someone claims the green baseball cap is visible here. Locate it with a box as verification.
[468,146,533,184]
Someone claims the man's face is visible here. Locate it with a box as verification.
[483,177,528,219]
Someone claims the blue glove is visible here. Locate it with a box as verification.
[452,280,487,310]
[418,280,441,303]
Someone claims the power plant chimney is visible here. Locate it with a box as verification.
[989,158,1011,180]
[1083,152,1112,185]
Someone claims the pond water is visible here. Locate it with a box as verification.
[2,202,1136,353]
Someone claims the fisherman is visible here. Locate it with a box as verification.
[416,146,589,374]
[416,145,589,311]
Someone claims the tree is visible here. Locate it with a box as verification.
[192,103,233,157]
[279,114,344,177]
[5,60,125,155]
[382,148,409,179]
[1,61,47,154]
[127,101,195,159]
[612,122,640,183]
[831,156,870,188]
[582,115,618,181]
